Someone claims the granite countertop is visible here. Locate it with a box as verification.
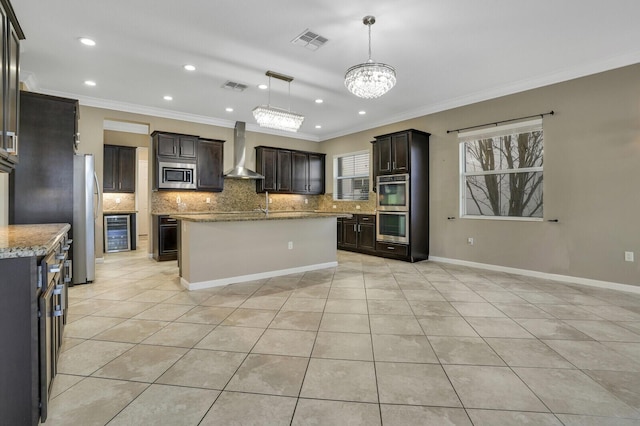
[171,210,352,223]
[0,223,71,259]
[104,210,138,214]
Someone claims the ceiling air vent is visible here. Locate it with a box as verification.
[222,81,249,92]
[291,29,328,51]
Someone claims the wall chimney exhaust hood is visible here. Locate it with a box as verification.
[224,121,264,179]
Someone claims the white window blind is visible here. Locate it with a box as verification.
[460,118,544,219]
[334,151,370,201]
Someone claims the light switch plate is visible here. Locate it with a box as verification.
[625,251,634,262]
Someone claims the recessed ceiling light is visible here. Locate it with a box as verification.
[358,110,366,115]
[315,99,323,104]
[84,80,96,86]
[258,84,268,90]
[315,125,322,129]
[163,95,173,101]
[225,107,234,112]
[183,64,196,71]
[79,37,96,46]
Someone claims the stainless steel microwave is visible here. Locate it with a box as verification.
[158,161,197,189]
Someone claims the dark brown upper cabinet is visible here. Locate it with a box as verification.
[0,0,24,173]
[153,131,197,160]
[256,146,292,193]
[196,138,224,192]
[104,145,136,193]
[291,151,325,195]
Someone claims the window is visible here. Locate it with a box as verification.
[334,151,370,201]
[460,119,543,219]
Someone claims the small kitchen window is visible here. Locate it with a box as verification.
[334,151,370,201]
[460,118,544,220]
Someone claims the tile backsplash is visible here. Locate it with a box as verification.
[150,179,376,214]
[103,193,136,211]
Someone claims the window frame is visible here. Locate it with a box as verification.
[333,150,370,201]
[459,119,544,221]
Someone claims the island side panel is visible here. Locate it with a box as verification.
[180,218,337,289]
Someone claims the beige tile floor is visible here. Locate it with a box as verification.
[48,247,640,425]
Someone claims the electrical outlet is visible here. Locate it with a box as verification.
[288,241,293,250]
[115,198,121,204]
[269,197,273,204]
[205,197,211,204]
[355,205,361,210]
[176,196,181,204]
[467,237,474,245]
[625,251,635,262]
[304,198,308,204]
[332,205,337,209]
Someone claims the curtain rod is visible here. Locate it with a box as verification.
[446,110,554,134]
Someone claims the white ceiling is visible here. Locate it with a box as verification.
[13,0,640,141]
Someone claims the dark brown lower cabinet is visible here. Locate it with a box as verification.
[0,230,70,425]
[337,214,376,254]
[153,215,178,261]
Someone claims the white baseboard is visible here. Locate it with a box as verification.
[183,261,339,291]
[429,256,640,295]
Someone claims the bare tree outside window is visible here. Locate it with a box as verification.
[461,120,543,218]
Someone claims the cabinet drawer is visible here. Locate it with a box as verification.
[358,214,375,223]
[376,242,409,257]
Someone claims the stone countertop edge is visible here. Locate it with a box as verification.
[103,210,138,214]
[171,211,353,222]
[0,223,71,259]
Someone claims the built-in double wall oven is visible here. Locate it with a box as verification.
[377,174,410,244]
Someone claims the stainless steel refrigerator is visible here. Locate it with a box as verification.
[73,154,99,284]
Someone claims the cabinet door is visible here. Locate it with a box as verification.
[179,136,197,159]
[307,153,324,194]
[376,136,392,175]
[337,218,344,247]
[342,217,358,249]
[157,134,178,157]
[358,222,376,252]
[256,147,277,192]
[291,151,308,193]
[276,150,292,192]
[197,139,224,191]
[118,147,136,192]
[391,133,409,173]
[103,145,118,192]
[6,24,19,156]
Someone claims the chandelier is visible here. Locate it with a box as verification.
[344,16,396,99]
[253,71,304,132]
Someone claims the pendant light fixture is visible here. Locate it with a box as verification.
[344,15,396,99]
[252,71,304,132]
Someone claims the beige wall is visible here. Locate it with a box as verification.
[0,173,7,226]
[322,64,640,286]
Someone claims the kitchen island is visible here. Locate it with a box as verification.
[171,211,350,290]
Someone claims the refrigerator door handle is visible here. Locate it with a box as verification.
[93,172,102,220]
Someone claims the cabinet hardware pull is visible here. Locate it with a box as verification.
[358,224,361,232]
[386,162,390,170]
[353,224,357,232]
[387,246,395,250]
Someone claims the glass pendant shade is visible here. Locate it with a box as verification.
[252,105,304,132]
[344,60,396,99]
[345,15,396,99]
[253,70,304,132]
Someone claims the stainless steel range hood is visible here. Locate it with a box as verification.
[224,121,264,179]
